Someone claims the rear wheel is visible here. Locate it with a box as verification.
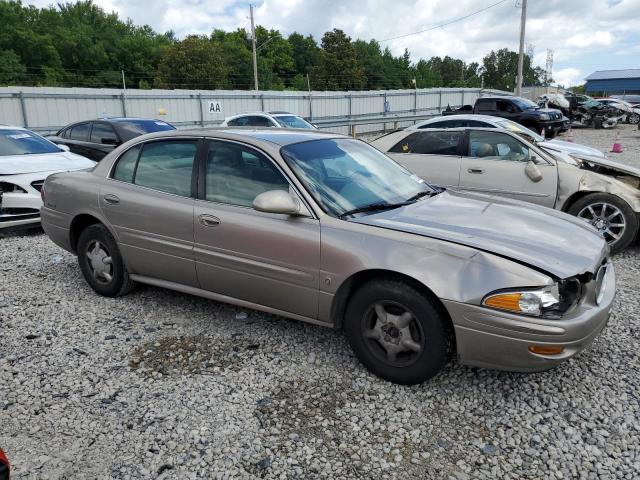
[568,193,638,254]
[77,224,136,296]
[628,113,640,125]
[344,279,450,385]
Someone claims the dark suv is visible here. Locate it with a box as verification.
[47,118,175,161]
[444,95,564,138]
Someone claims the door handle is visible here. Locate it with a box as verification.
[103,194,120,204]
[467,168,484,174]
[199,214,220,227]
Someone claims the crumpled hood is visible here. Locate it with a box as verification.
[0,152,95,175]
[579,156,640,178]
[541,139,605,159]
[353,191,607,279]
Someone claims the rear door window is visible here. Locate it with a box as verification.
[389,131,463,155]
[476,100,496,113]
[113,140,198,196]
[69,123,90,141]
[90,123,119,144]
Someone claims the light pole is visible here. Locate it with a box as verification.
[250,4,258,90]
[515,0,527,97]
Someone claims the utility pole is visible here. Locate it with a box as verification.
[515,0,527,97]
[250,5,259,91]
[121,70,126,90]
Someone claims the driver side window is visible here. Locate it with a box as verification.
[205,141,290,207]
[468,131,530,162]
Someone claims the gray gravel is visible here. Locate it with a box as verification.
[2,128,640,479]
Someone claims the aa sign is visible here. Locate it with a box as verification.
[206,101,223,114]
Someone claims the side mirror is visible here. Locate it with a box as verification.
[525,159,543,182]
[253,190,305,216]
[57,144,70,152]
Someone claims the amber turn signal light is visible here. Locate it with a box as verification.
[528,345,565,355]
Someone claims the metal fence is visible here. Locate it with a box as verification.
[0,86,512,136]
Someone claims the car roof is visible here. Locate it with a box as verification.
[138,127,344,147]
[415,114,502,124]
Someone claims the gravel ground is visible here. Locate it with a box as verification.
[558,123,640,167]
[2,127,640,479]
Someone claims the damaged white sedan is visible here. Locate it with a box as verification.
[372,126,640,253]
[0,126,95,230]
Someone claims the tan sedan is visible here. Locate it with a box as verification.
[41,129,614,384]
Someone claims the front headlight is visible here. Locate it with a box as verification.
[483,280,581,318]
[483,285,559,316]
[539,113,550,121]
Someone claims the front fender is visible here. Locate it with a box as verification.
[318,217,554,323]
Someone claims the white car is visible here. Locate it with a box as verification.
[0,126,96,230]
[405,114,606,161]
[221,111,316,129]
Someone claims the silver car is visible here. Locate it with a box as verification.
[403,114,607,160]
[371,127,640,253]
[41,129,614,384]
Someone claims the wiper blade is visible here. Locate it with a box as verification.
[405,189,440,202]
[340,202,406,219]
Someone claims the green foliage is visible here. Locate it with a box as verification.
[0,50,26,85]
[154,35,227,89]
[0,0,546,91]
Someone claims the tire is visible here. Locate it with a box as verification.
[77,223,136,297]
[628,113,640,125]
[567,193,639,254]
[344,279,450,385]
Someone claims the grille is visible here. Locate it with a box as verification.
[31,180,45,192]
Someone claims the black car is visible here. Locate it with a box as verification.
[443,96,564,138]
[47,118,176,161]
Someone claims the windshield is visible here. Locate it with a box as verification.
[495,119,544,142]
[512,98,539,110]
[0,129,62,156]
[274,115,315,129]
[115,119,175,135]
[281,138,434,218]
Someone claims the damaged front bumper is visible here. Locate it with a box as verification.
[0,172,47,229]
[444,261,615,372]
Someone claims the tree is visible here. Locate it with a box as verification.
[480,48,544,91]
[154,35,227,89]
[311,29,366,90]
[288,32,319,75]
[0,50,26,85]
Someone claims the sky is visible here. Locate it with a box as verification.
[25,0,640,87]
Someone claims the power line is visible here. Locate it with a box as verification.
[379,0,510,42]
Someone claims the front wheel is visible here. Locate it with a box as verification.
[568,193,639,254]
[344,279,450,385]
[628,113,640,125]
[77,224,136,297]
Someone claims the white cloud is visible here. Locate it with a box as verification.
[553,68,583,87]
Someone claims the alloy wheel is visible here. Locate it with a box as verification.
[577,202,626,244]
[362,301,424,367]
[85,240,114,284]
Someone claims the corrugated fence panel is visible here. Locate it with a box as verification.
[0,95,25,126]
[0,86,512,134]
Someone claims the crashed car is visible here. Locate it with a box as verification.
[596,99,640,125]
[403,114,605,161]
[371,126,640,252]
[0,126,95,230]
[41,129,613,384]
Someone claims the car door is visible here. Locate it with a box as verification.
[64,122,92,157]
[386,130,463,188]
[100,138,200,286]
[89,122,121,160]
[458,130,558,208]
[193,139,321,319]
